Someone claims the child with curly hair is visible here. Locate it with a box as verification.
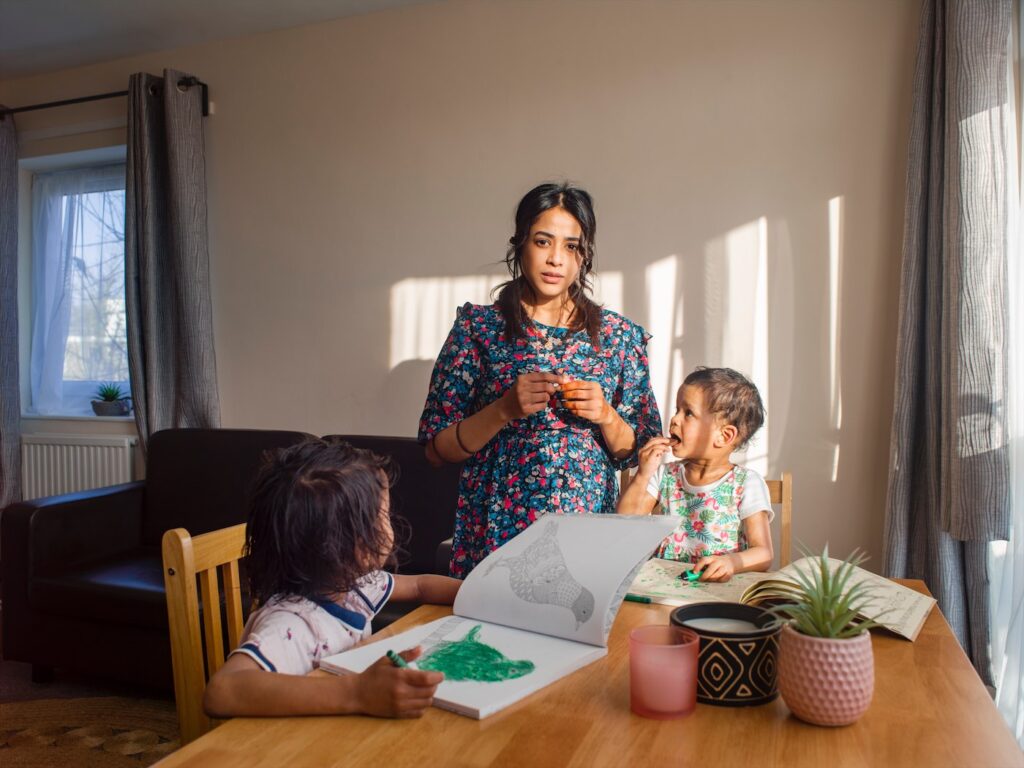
[618,367,773,582]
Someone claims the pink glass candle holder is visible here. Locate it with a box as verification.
[629,625,699,719]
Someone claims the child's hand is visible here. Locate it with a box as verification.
[693,554,736,582]
[635,437,673,480]
[353,646,444,718]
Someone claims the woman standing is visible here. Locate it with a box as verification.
[419,182,662,578]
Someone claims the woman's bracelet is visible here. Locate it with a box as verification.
[455,419,474,455]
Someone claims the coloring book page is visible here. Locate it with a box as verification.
[319,615,607,719]
[627,557,772,605]
[453,513,678,647]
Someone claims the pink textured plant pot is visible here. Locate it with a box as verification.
[778,623,874,726]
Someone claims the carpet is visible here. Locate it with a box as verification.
[0,696,180,767]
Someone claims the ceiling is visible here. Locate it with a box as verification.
[0,0,430,80]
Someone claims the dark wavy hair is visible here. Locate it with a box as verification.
[684,367,766,450]
[494,182,603,348]
[244,437,407,604]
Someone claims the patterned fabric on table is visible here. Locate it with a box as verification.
[419,302,662,578]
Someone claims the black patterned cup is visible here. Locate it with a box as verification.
[670,602,780,707]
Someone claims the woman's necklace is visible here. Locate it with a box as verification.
[532,323,566,353]
[525,302,575,364]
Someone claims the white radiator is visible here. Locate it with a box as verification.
[21,434,137,499]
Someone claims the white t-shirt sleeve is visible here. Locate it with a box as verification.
[231,605,320,676]
[738,469,774,523]
[351,570,394,618]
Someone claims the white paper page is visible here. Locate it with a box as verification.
[629,557,773,605]
[319,616,607,719]
[453,514,678,647]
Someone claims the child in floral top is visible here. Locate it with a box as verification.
[617,367,774,582]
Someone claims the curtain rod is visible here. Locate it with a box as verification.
[0,77,210,120]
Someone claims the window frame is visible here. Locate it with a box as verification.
[18,145,131,420]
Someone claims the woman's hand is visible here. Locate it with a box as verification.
[560,379,614,425]
[500,372,563,421]
[635,437,673,481]
[353,646,444,718]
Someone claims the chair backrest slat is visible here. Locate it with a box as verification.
[766,472,793,567]
[222,560,245,652]
[163,523,248,745]
[199,568,226,676]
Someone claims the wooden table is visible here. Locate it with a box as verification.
[155,581,1022,768]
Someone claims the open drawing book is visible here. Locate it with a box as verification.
[628,556,936,641]
[320,513,678,719]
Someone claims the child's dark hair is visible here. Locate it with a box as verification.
[245,437,403,604]
[684,367,765,449]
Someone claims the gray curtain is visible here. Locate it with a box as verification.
[126,69,220,451]
[884,0,1012,684]
[0,109,21,512]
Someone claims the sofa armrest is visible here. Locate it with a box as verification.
[2,482,146,576]
[2,482,147,660]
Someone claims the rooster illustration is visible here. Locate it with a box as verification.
[485,520,595,627]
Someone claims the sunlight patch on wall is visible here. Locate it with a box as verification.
[645,255,680,426]
[390,272,624,370]
[704,218,770,476]
[829,196,845,482]
[592,271,624,315]
[829,196,844,433]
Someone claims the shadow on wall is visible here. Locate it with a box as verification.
[382,358,437,440]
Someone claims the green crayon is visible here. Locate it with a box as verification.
[386,649,409,668]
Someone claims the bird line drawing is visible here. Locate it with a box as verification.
[484,520,595,627]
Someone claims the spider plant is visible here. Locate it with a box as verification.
[94,382,127,402]
[768,545,882,639]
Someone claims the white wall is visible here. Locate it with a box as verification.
[1,0,921,565]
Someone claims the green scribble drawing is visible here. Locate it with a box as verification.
[417,625,535,682]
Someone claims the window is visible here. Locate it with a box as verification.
[27,161,130,416]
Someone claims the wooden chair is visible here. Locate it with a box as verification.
[619,469,793,567]
[162,523,247,745]
[767,472,793,567]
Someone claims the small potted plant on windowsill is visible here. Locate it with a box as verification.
[91,383,132,417]
[769,546,881,727]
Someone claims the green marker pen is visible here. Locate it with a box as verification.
[624,593,652,604]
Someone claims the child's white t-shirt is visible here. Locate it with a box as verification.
[645,462,773,562]
[231,570,394,676]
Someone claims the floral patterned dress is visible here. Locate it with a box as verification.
[419,303,662,578]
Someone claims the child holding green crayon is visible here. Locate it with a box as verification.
[204,438,461,719]
[618,367,774,582]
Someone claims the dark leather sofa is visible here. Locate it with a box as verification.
[1,429,460,690]
[324,435,461,626]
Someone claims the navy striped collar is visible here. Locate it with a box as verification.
[312,597,367,632]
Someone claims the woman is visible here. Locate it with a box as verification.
[418,182,662,578]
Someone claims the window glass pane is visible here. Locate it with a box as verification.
[61,188,129,386]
